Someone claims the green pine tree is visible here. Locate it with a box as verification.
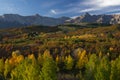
[85,54,98,80]
[110,56,120,80]
[40,57,57,80]
[95,56,111,80]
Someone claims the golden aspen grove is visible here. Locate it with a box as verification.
[0,24,120,80]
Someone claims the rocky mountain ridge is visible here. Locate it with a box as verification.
[0,14,70,28]
[65,13,120,24]
[1,13,120,28]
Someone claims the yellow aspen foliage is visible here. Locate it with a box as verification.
[16,55,24,63]
[4,59,12,78]
[65,55,74,70]
[11,57,41,80]
[61,56,65,62]
[71,35,76,39]
[100,33,104,37]
[64,35,67,39]
[38,53,42,60]
[55,55,60,64]
[80,50,86,60]
[107,53,110,56]
[9,55,24,66]
[37,53,43,66]
[99,51,102,58]
[76,50,88,69]
[64,36,70,39]
[9,51,24,66]
[9,58,16,66]
[75,48,84,59]
[0,59,4,74]
[109,47,114,51]
[76,50,82,60]
[55,55,60,71]
[12,50,21,58]
[28,54,35,60]
[28,54,37,65]
[43,49,52,60]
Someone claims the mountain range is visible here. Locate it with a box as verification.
[66,13,120,24]
[0,13,120,28]
[0,14,70,28]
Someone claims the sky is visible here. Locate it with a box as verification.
[0,0,120,17]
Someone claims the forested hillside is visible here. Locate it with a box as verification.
[0,24,120,80]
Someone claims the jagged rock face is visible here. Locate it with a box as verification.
[0,14,70,28]
[110,15,120,24]
[65,13,120,24]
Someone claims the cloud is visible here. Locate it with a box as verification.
[78,0,120,14]
[54,7,84,16]
[79,8,100,13]
[98,0,120,7]
[46,0,120,17]
[107,9,120,13]
[50,9,57,14]
[83,0,120,8]
[112,12,120,14]
[104,9,120,14]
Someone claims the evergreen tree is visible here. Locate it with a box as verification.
[95,56,111,80]
[110,56,120,80]
[0,59,4,80]
[0,59,4,75]
[40,57,57,80]
[85,54,98,80]
[4,59,12,79]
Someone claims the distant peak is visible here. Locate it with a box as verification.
[3,14,21,17]
[34,14,40,17]
[59,16,70,19]
[84,12,91,16]
[4,14,20,16]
